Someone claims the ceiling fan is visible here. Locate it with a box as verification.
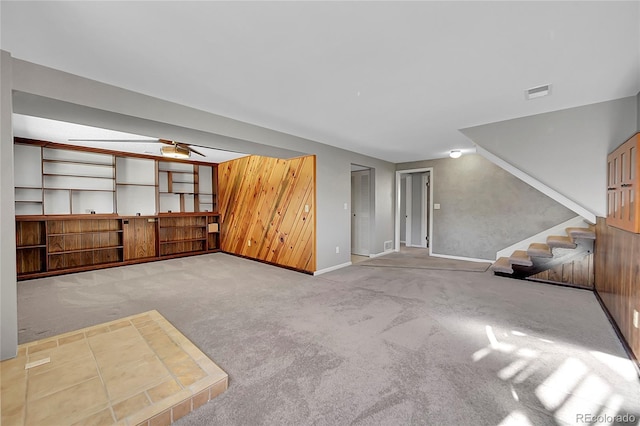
[67,138,206,158]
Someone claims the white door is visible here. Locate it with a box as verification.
[351,169,370,256]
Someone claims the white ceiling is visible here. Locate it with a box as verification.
[2,1,639,163]
[11,114,248,163]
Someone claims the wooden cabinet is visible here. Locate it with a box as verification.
[607,133,639,233]
[15,220,46,275]
[16,213,220,279]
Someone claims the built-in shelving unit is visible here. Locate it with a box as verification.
[159,214,208,256]
[14,138,221,280]
[47,218,123,271]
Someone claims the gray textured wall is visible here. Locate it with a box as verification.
[462,97,638,217]
[398,154,576,260]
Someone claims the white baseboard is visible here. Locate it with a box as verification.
[496,216,588,259]
[430,253,494,263]
[313,261,352,276]
[369,250,394,259]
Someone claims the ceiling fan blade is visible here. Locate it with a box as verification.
[185,145,206,157]
[68,139,159,143]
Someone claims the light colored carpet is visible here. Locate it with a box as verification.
[360,250,491,272]
[15,253,640,425]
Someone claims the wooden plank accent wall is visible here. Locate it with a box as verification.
[218,155,316,272]
[529,253,594,289]
[595,217,640,362]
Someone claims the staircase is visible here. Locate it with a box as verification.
[491,226,595,287]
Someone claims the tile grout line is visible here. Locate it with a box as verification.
[86,328,118,424]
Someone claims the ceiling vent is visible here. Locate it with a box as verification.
[526,84,551,100]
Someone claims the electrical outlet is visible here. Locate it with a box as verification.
[336,246,340,254]
[248,240,251,247]
[634,310,639,329]
[305,204,310,213]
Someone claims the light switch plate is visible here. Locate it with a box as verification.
[434,203,441,210]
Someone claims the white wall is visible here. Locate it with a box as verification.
[1,51,18,360]
[461,97,638,218]
[8,54,396,271]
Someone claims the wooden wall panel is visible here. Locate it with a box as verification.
[529,253,594,289]
[218,155,316,272]
[595,217,640,362]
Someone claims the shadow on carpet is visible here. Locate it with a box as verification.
[359,252,491,272]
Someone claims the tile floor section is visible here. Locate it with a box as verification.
[1,310,228,426]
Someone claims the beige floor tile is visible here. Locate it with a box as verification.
[152,341,185,361]
[113,392,151,420]
[26,340,57,355]
[101,356,171,401]
[131,314,153,325]
[1,385,27,422]
[70,407,115,426]
[1,354,27,374]
[109,321,132,331]
[86,325,111,337]
[27,339,93,376]
[136,323,163,337]
[146,379,183,403]
[7,311,227,426]
[93,341,156,372]
[25,376,109,425]
[27,353,99,401]
[58,332,85,346]
[168,358,207,387]
[89,326,144,354]
[171,398,192,422]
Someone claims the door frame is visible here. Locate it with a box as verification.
[395,168,433,253]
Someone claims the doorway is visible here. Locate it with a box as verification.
[351,165,372,257]
[395,168,433,252]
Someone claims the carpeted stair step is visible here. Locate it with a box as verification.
[546,235,577,249]
[509,250,533,267]
[490,257,513,274]
[566,227,595,240]
[527,243,553,258]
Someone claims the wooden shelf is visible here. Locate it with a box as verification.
[48,230,123,236]
[160,238,206,244]
[43,159,114,167]
[158,225,205,229]
[17,245,47,249]
[48,246,124,255]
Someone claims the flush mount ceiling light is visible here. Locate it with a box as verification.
[526,84,551,100]
[449,150,462,159]
[161,144,191,159]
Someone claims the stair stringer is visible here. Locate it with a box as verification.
[511,240,593,279]
[496,216,589,260]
